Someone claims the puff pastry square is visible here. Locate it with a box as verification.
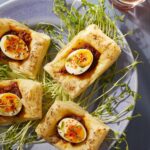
[0,18,51,79]
[36,100,110,150]
[0,79,42,125]
[44,24,121,98]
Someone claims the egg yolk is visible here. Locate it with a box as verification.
[0,35,29,60]
[66,49,93,69]
[0,93,22,116]
[65,124,86,143]
[57,118,87,144]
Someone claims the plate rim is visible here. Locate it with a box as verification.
[0,0,138,149]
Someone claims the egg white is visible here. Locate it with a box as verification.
[57,118,87,143]
[0,93,22,117]
[65,49,93,75]
[0,34,29,60]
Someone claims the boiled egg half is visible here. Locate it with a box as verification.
[0,93,22,116]
[65,49,93,75]
[57,118,87,143]
[0,34,29,60]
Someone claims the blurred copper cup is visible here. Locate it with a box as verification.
[110,0,146,10]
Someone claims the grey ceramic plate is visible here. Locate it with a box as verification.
[0,0,138,149]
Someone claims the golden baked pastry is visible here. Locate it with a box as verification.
[0,79,42,125]
[44,24,121,98]
[0,18,51,79]
[36,100,109,150]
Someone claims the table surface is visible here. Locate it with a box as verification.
[0,0,150,150]
[115,1,150,150]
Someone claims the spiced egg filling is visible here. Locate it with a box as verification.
[57,118,87,143]
[0,34,29,60]
[0,93,22,117]
[65,49,93,75]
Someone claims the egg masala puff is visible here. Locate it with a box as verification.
[0,18,50,79]
[0,79,42,125]
[44,24,121,98]
[36,100,109,150]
